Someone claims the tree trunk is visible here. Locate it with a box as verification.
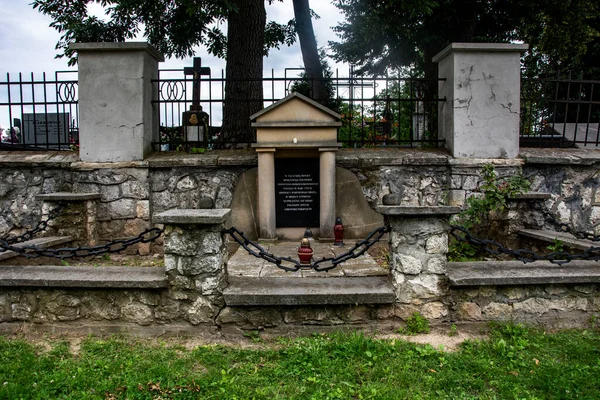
[220,0,266,148]
[292,0,326,103]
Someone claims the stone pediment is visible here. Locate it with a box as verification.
[251,92,341,127]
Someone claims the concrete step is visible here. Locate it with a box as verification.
[0,236,73,261]
[223,276,396,306]
[0,265,167,289]
[448,260,600,286]
[518,229,599,251]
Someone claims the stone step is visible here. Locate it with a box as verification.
[0,236,73,261]
[223,276,396,306]
[0,265,168,289]
[518,229,599,251]
[448,260,600,286]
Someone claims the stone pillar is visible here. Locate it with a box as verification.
[153,209,230,325]
[377,206,460,319]
[433,43,528,158]
[257,148,277,240]
[319,148,337,239]
[70,42,164,162]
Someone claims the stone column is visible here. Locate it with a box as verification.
[377,206,460,319]
[319,148,337,239]
[433,43,528,158]
[257,148,277,240]
[70,42,164,162]
[153,209,230,325]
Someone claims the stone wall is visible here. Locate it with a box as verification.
[451,284,600,329]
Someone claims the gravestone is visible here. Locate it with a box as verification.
[275,158,320,227]
[22,112,70,145]
[250,92,342,240]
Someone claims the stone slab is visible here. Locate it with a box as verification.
[448,260,600,286]
[432,42,529,63]
[518,229,599,251]
[36,192,101,201]
[70,42,165,62]
[223,276,396,305]
[376,206,461,216]
[153,209,231,225]
[0,236,73,261]
[0,265,167,288]
[511,192,552,200]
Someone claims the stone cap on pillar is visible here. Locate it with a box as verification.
[432,42,529,63]
[153,209,231,225]
[376,205,461,216]
[70,42,165,62]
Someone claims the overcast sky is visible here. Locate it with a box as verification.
[0,0,349,76]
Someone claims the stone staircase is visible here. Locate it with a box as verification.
[224,241,396,306]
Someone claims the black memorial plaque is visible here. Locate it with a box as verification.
[275,158,320,227]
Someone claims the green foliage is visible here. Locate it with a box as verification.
[31,0,297,66]
[400,312,431,335]
[2,326,600,399]
[547,238,565,253]
[289,49,341,112]
[449,164,531,261]
[449,324,458,337]
[331,0,599,80]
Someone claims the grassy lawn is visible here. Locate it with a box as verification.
[1,324,599,399]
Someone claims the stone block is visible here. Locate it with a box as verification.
[121,302,154,326]
[395,254,423,275]
[188,255,223,275]
[136,200,150,220]
[185,296,215,325]
[458,302,482,320]
[421,301,448,319]
[426,233,448,254]
[482,302,512,319]
[425,257,446,274]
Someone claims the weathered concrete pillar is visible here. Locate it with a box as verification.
[256,148,277,240]
[153,209,230,325]
[319,148,337,239]
[377,206,460,319]
[433,43,528,158]
[70,42,164,162]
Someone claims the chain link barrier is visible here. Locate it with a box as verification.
[0,227,163,259]
[0,202,65,246]
[223,225,389,272]
[450,225,600,265]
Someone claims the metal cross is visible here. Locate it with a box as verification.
[183,57,211,106]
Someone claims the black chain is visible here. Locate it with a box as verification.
[223,225,389,272]
[0,227,163,259]
[1,203,65,245]
[450,225,600,265]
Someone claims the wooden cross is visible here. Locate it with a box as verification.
[183,57,211,106]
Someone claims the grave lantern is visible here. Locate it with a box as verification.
[298,237,313,265]
[183,105,209,147]
[334,217,344,246]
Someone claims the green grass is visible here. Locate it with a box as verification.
[1,324,599,399]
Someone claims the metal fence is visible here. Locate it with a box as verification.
[0,72,79,151]
[153,66,445,150]
[520,73,600,148]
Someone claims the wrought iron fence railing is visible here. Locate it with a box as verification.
[153,67,445,150]
[0,71,79,151]
[520,73,600,148]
